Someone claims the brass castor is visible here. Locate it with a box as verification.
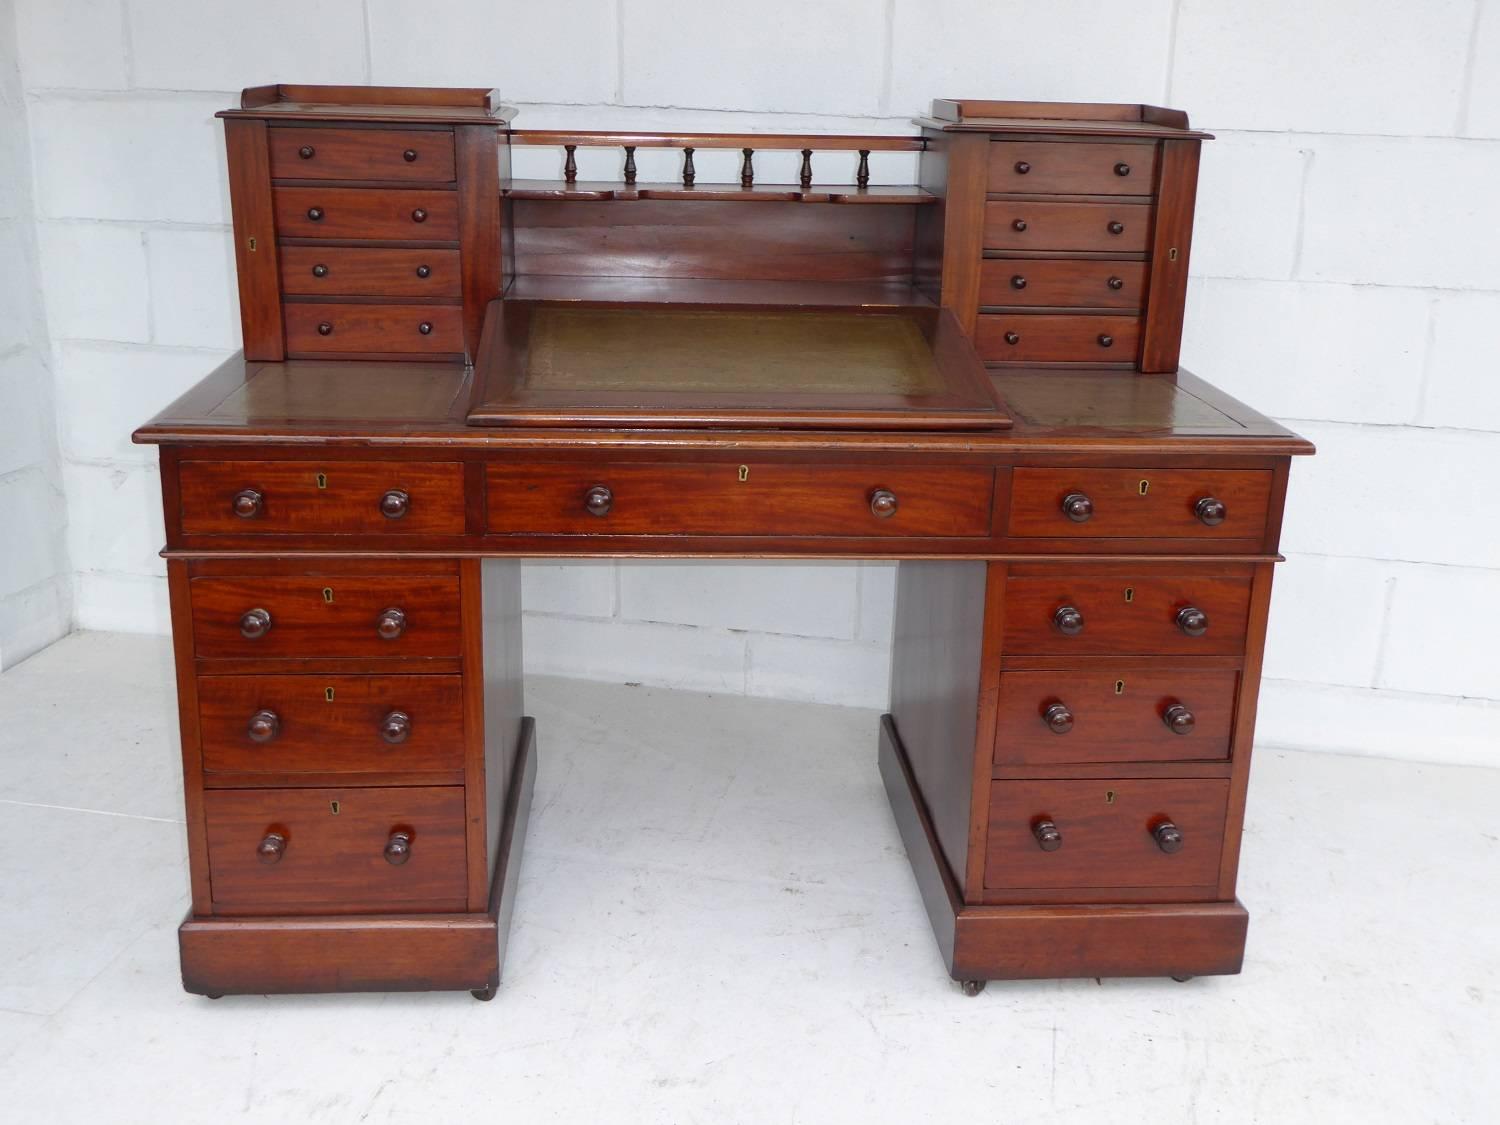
[960,979,987,997]
[471,984,497,1001]
[1171,975,1194,983]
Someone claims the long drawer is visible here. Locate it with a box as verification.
[1007,468,1273,540]
[273,186,459,240]
[993,669,1238,766]
[976,313,1141,363]
[283,302,464,355]
[983,200,1152,253]
[268,126,456,183]
[988,140,1159,196]
[198,674,466,781]
[978,260,1146,310]
[179,460,465,536]
[985,778,1229,892]
[486,463,996,538]
[280,247,463,297]
[203,785,468,913]
[190,575,463,660]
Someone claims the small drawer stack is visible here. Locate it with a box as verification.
[919,100,1209,372]
[218,85,506,364]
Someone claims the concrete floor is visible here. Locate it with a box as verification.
[0,632,1494,1123]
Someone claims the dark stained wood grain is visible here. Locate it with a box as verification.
[274,185,459,241]
[456,124,503,362]
[1140,138,1203,372]
[283,302,464,356]
[982,199,1152,252]
[976,312,1141,364]
[1006,467,1271,540]
[279,246,462,296]
[988,140,1160,195]
[223,119,284,361]
[979,259,1146,309]
[268,126,456,182]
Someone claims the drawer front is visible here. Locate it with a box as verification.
[273,186,459,240]
[204,785,467,913]
[179,460,465,536]
[984,200,1152,253]
[284,302,464,355]
[487,463,995,538]
[985,778,1229,891]
[988,140,1159,196]
[976,314,1140,363]
[994,670,1238,766]
[1008,468,1273,540]
[267,126,456,182]
[280,246,463,297]
[190,575,462,660]
[979,260,1146,310]
[1002,572,1251,656]
[198,675,465,780]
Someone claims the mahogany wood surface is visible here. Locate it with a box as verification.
[1140,139,1203,372]
[268,126,456,182]
[274,185,460,241]
[982,199,1153,253]
[280,246,463,296]
[1006,467,1271,540]
[975,312,1142,364]
[223,119,284,361]
[283,302,464,356]
[988,140,1160,196]
[979,259,1146,309]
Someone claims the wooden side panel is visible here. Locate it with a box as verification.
[456,125,503,362]
[937,133,988,332]
[480,559,525,893]
[167,556,213,913]
[1218,561,1277,897]
[223,119,284,360]
[1140,138,1202,372]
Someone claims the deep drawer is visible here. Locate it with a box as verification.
[976,313,1141,363]
[178,460,465,536]
[190,575,462,660]
[985,778,1229,892]
[993,669,1238,766]
[267,126,456,182]
[988,140,1159,196]
[1008,468,1273,540]
[280,246,463,297]
[204,785,468,913]
[983,200,1152,253]
[486,463,996,538]
[979,260,1146,310]
[273,186,459,240]
[283,302,464,355]
[198,674,465,781]
[1001,570,1252,656]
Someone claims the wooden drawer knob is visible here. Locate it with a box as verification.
[403,148,419,162]
[1004,331,1020,345]
[232,488,263,518]
[1163,703,1196,736]
[418,321,433,335]
[1108,220,1125,235]
[1175,606,1209,637]
[376,607,407,640]
[317,322,333,336]
[239,607,272,639]
[384,830,413,866]
[311,263,329,278]
[379,489,410,519]
[415,264,432,279]
[1097,334,1114,348]
[1053,605,1084,636]
[1061,491,1093,522]
[246,709,281,744]
[1195,496,1227,526]
[298,145,315,160]
[380,710,412,745]
[1032,819,1062,852]
[1114,162,1131,177]
[1043,703,1073,734]
[1012,218,1027,232]
[1010,275,1027,290]
[584,485,613,517]
[1152,820,1184,854]
[306,206,323,222]
[257,832,286,864]
[869,488,898,519]
[1014,160,1031,174]
[1107,276,1124,290]
[411,208,428,223]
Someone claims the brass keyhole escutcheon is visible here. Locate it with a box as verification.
[322,587,334,603]
[1168,247,1179,261]
[316,473,328,489]
[1138,479,1150,496]
[329,800,341,815]
[1115,680,1125,695]
[1124,587,1134,603]
[248,236,258,252]
[738,464,750,482]
[325,686,335,703]
[1105,790,1117,805]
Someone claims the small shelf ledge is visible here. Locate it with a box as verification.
[504,180,938,205]
[503,276,937,309]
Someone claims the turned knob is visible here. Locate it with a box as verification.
[1053,605,1084,636]
[1010,275,1027,290]
[411,207,428,223]
[1176,606,1209,637]
[306,206,323,222]
[403,148,418,162]
[1014,160,1031,174]
[1004,331,1020,345]
[418,321,433,335]
[869,489,899,519]
[257,832,286,864]
[298,145,315,160]
[415,264,431,279]
[379,489,410,519]
[317,322,333,336]
[1012,218,1027,232]
[1043,703,1074,734]
[1163,703,1196,736]
[1108,220,1125,235]
[1032,819,1062,852]
[1153,820,1184,854]
[1061,491,1093,523]
[239,608,272,639]
[232,488,263,518]
[246,709,281,744]
[380,710,412,745]
[1114,162,1131,177]
[584,485,613,517]
[1108,276,1124,290]
[1098,334,1114,348]
[311,263,329,278]
[376,607,407,640]
[384,830,413,866]
[1195,496,1227,526]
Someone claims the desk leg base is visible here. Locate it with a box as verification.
[879,715,1249,984]
[179,717,537,998]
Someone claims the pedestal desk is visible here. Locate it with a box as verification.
[135,87,1312,999]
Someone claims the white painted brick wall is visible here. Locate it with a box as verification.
[7,0,1499,763]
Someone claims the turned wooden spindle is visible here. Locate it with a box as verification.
[740,148,754,188]
[563,144,577,185]
[623,145,637,186]
[800,148,813,190]
[682,146,695,186]
[856,149,871,188]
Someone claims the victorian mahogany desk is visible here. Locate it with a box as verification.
[135,86,1312,999]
